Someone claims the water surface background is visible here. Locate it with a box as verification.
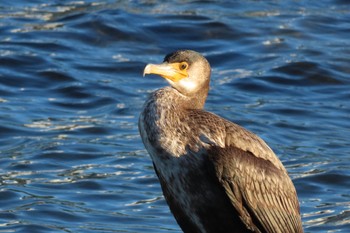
[0,0,349,232]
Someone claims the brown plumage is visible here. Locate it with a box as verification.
[139,50,303,233]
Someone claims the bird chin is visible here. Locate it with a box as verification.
[169,78,198,95]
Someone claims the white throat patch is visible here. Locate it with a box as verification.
[177,77,197,92]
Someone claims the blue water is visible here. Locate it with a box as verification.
[0,1,349,232]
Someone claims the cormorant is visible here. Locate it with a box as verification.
[139,50,303,233]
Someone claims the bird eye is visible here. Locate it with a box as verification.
[180,62,188,70]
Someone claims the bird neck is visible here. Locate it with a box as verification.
[141,86,208,157]
[169,86,208,110]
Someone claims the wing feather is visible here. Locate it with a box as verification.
[208,146,303,233]
[188,110,303,232]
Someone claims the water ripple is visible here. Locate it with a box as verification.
[0,0,349,232]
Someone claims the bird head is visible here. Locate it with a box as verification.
[143,50,211,96]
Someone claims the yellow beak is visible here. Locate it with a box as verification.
[143,63,188,82]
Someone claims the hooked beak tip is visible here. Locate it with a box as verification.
[143,64,153,77]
